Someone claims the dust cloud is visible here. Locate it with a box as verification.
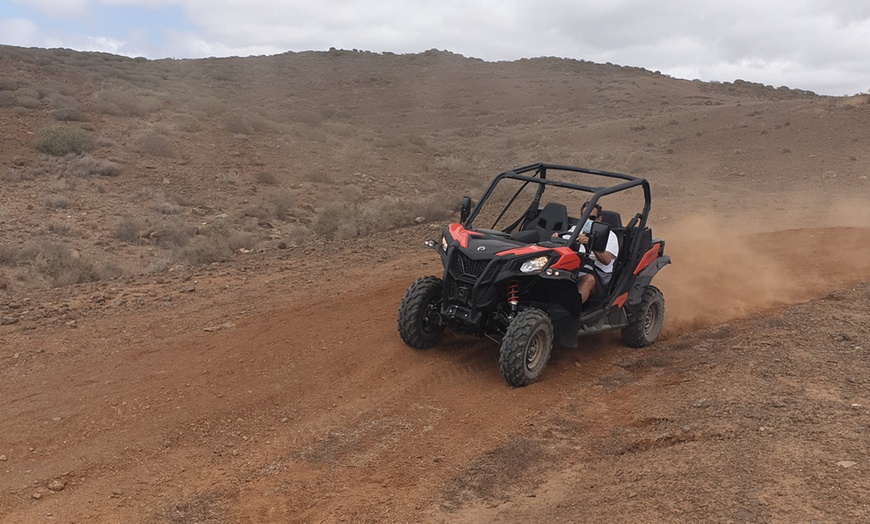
[653,201,870,337]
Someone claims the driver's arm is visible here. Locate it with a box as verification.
[578,233,614,264]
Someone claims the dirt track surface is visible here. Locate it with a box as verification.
[1,47,870,523]
[2,225,869,523]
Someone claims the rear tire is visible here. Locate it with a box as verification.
[621,286,665,348]
[398,276,444,348]
[499,308,553,387]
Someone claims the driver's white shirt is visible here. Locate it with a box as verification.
[563,226,620,273]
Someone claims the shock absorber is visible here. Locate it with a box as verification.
[507,280,520,311]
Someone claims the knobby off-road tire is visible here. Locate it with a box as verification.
[499,308,554,387]
[621,285,665,348]
[397,276,444,349]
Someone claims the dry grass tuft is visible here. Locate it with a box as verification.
[51,107,86,121]
[65,154,121,177]
[43,194,71,209]
[34,126,93,156]
[133,133,179,158]
[4,241,119,289]
[93,88,160,117]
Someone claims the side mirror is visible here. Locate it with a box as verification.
[460,196,471,224]
[588,221,611,253]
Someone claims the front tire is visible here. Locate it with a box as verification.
[499,308,554,387]
[621,286,665,348]
[398,276,444,348]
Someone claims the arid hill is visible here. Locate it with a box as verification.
[0,46,868,523]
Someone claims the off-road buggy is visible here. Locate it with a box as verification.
[397,163,670,387]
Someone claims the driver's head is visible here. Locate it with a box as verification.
[581,202,602,221]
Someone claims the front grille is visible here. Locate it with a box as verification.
[449,252,490,280]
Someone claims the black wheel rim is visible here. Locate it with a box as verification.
[525,328,547,370]
[420,296,441,335]
[643,301,659,336]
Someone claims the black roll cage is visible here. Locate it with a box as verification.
[463,163,652,246]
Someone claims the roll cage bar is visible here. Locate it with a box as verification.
[463,163,652,247]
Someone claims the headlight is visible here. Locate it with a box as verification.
[520,256,549,273]
[441,236,449,252]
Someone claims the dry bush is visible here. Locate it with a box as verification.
[313,202,345,240]
[314,191,454,241]
[242,203,270,220]
[171,113,202,132]
[0,92,14,107]
[153,218,196,248]
[93,88,160,117]
[175,220,255,265]
[44,194,71,209]
[283,224,313,245]
[65,154,121,177]
[133,133,179,158]
[152,192,182,214]
[111,215,142,243]
[254,171,277,185]
[34,126,93,156]
[12,241,114,288]
[51,108,85,121]
[184,97,228,117]
[15,96,41,109]
[0,78,18,91]
[47,222,72,236]
[269,189,295,220]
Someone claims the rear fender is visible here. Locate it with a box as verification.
[627,254,670,306]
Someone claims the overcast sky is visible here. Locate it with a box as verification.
[2,0,869,96]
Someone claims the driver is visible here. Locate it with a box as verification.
[554,202,619,304]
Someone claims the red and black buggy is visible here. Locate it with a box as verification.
[398,163,670,386]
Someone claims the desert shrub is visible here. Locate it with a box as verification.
[313,192,454,241]
[243,204,270,220]
[0,92,14,107]
[44,194,71,209]
[174,220,253,265]
[184,97,228,117]
[111,215,142,243]
[283,224,313,245]
[269,189,295,220]
[37,80,74,98]
[312,202,345,240]
[51,108,85,121]
[47,222,72,236]
[0,78,18,91]
[93,88,160,116]
[34,126,93,156]
[15,96,41,109]
[170,113,202,132]
[153,218,196,248]
[133,133,179,158]
[15,241,102,288]
[254,171,277,185]
[0,243,19,265]
[152,192,182,214]
[65,154,121,177]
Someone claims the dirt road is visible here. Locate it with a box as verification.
[1,225,869,523]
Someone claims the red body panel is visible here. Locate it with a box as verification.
[495,245,550,257]
[612,292,629,308]
[633,244,660,275]
[447,223,482,248]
